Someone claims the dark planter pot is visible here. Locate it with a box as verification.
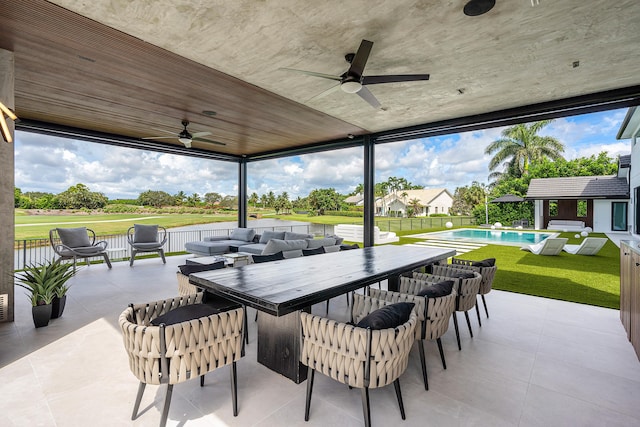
[32,304,52,328]
[51,295,67,319]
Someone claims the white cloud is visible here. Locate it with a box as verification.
[14,108,632,199]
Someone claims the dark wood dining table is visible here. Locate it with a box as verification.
[189,245,455,383]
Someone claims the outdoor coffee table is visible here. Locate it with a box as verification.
[190,245,454,383]
[186,252,251,268]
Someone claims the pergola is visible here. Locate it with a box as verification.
[1,0,640,321]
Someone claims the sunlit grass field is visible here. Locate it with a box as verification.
[398,231,620,309]
[15,211,237,240]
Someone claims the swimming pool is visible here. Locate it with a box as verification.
[424,228,555,245]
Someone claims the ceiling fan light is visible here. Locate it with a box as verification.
[341,81,362,93]
[178,136,192,145]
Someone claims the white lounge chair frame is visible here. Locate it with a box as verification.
[562,237,607,255]
[520,237,568,255]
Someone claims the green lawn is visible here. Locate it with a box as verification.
[399,231,620,309]
[15,212,237,240]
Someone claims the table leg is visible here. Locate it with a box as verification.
[257,307,310,383]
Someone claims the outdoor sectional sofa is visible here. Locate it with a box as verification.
[185,228,343,258]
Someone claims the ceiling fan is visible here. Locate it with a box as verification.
[281,39,430,109]
[142,120,225,148]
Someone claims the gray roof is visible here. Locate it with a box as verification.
[526,175,629,200]
[491,194,525,203]
[619,154,631,168]
[344,194,364,204]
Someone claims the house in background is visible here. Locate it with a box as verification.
[374,188,453,217]
[617,106,640,235]
[525,171,630,232]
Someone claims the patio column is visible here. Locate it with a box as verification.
[0,48,15,322]
[238,158,247,228]
[363,135,375,247]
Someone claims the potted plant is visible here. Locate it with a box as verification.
[14,260,76,327]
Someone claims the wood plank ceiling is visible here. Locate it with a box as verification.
[1,0,640,159]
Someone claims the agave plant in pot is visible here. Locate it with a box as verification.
[14,260,76,327]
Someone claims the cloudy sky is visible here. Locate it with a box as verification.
[14,108,632,200]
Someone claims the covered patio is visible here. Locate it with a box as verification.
[1,255,639,426]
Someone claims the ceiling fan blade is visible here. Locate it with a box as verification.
[142,136,176,140]
[307,83,341,102]
[348,39,373,77]
[356,86,381,109]
[193,137,226,146]
[280,68,341,81]
[192,131,212,138]
[362,74,430,85]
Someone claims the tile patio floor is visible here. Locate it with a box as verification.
[1,254,639,426]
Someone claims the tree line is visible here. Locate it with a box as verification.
[15,176,426,215]
[449,120,620,225]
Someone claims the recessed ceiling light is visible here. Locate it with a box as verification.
[202,110,217,117]
[463,0,496,17]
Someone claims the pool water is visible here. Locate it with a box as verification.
[427,228,553,245]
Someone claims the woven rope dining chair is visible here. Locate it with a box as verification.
[301,293,417,427]
[119,293,245,427]
[414,269,482,351]
[450,257,497,320]
[369,280,456,390]
[176,263,250,345]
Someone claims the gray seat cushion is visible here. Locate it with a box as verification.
[185,240,251,256]
[57,227,91,247]
[306,237,336,249]
[133,224,158,243]
[229,228,256,242]
[262,239,308,255]
[259,230,286,244]
[284,231,313,240]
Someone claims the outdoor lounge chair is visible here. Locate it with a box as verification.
[520,237,568,256]
[127,224,167,266]
[562,237,607,256]
[50,227,112,268]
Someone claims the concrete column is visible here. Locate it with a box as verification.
[0,49,15,322]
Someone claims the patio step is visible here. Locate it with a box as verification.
[405,239,486,254]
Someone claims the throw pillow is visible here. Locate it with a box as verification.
[259,230,286,244]
[340,243,360,250]
[327,234,344,245]
[150,304,220,326]
[57,227,91,248]
[356,302,415,330]
[417,280,454,297]
[133,224,158,243]
[450,271,476,280]
[471,258,496,267]
[178,261,225,275]
[302,247,325,256]
[252,251,285,263]
[229,228,256,242]
[284,231,313,240]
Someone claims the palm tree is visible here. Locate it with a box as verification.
[485,120,564,181]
